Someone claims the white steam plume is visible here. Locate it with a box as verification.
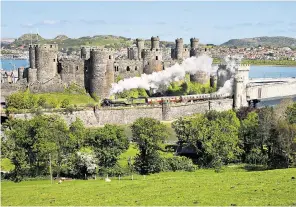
[216,55,243,95]
[110,54,214,95]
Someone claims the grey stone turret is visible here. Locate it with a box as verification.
[151,36,160,50]
[175,38,184,60]
[89,49,115,99]
[35,44,58,82]
[190,38,199,57]
[81,47,87,59]
[136,38,145,60]
[29,44,36,68]
[18,67,24,80]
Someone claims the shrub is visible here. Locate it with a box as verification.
[48,100,59,108]
[61,99,70,108]
[6,90,37,109]
[162,156,196,172]
[64,105,75,114]
[64,83,87,95]
[99,164,127,177]
[37,96,46,107]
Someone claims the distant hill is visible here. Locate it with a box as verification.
[5,34,175,52]
[221,36,296,48]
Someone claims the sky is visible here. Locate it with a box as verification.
[1,1,296,45]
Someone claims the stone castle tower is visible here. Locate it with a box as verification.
[35,44,58,82]
[89,49,115,99]
[27,44,58,84]
[233,64,250,109]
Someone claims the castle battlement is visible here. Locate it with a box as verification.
[190,38,199,42]
[176,38,183,42]
[29,44,38,48]
[151,36,160,41]
[90,48,115,52]
[34,44,58,50]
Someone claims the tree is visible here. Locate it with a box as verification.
[268,120,296,168]
[205,110,241,169]
[239,111,267,164]
[131,118,168,174]
[4,115,76,180]
[286,102,296,124]
[173,110,241,170]
[274,98,294,121]
[69,118,86,149]
[70,148,98,179]
[89,125,129,170]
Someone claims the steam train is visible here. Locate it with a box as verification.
[101,92,232,107]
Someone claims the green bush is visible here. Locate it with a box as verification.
[162,156,196,172]
[46,100,59,109]
[61,99,70,108]
[6,90,37,110]
[37,97,46,107]
[99,164,127,177]
[64,105,75,114]
[64,83,87,95]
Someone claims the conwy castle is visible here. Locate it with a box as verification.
[3,36,254,109]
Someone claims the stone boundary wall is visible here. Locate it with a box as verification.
[12,99,234,127]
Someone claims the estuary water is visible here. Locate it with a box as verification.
[0,59,29,70]
[1,59,296,78]
[249,65,296,78]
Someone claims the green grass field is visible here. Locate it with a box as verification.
[34,93,97,107]
[2,166,296,206]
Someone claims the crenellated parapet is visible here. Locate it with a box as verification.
[151,36,160,50]
[34,44,58,51]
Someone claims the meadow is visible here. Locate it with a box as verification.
[1,166,296,206]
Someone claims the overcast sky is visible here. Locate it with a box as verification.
[1,1,296,44]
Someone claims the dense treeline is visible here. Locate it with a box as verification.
[173,102,296,171]
[213,58,296,66]
[1,100,296,182]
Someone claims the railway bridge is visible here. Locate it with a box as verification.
[232,64,296,108]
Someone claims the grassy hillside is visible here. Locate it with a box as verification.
[221,36,296,48]
[7,34,175,51]
[8,34,133,51]
[2,166,296,206]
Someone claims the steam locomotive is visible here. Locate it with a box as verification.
[101,92,232,107]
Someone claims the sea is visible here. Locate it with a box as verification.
[1,59,296,106]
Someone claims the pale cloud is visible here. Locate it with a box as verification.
[214,21,285,30]
[80,19,107,25]
[21,20,70,28]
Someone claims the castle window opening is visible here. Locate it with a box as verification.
[50,45,52,48]
[53,59,56,62]
[76,66,79,71]
[126,66,130,71]
[156,56,158,60]
[135,66,138,71]
[114,66,117,71]
[109,55,111,59]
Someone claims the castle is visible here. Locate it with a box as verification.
[14,36,212,99]
[8,36,251,109]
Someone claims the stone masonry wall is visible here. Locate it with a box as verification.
[12,99,234,127]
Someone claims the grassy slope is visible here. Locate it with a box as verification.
[2,166,296,206]
[34,93,97,107]
[220,36,296,48]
